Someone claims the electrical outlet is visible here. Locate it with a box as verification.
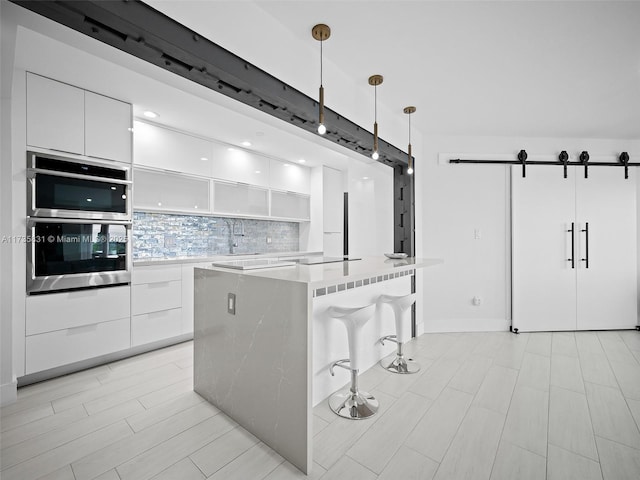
[227,293,236,315]
[472,296,482,306]
[266,236,272,244]
[474,228,482,240]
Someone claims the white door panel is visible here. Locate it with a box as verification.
[512,166,577,332]
[576,168,637,330]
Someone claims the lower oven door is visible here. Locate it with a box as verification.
[27,218,131,294]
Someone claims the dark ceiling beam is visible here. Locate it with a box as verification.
[10,0,412,168]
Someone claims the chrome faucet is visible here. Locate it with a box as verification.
[225,219,245,254]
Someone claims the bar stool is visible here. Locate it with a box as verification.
[327,303,379,420]
[378,293,419,374]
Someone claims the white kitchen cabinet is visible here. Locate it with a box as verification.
[26,285,131,335]
[85,91,132,162]
[271,190,310,220]
[26,73,132,162]
[132,309,183,347]
[269,159,310,195]
[133,121,213,176]
[25,317,130,375]
[211,144,269,187]
[132,265,183,346]
[134,168,210,213]
[181,262,210,334]
[27,73,85,155]
[512,166,637,332]
[213,180,269,216]
[323,166,344,233]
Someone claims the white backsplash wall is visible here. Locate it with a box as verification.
[133,212,300,259]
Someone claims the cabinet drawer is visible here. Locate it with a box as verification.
[132,280,181,315]
[132,308,183,347]
[132,265,182,285]
[25,317,130,374]
[26,285,131,335]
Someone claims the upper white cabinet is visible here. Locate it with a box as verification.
[213,180,269,217]
[26,73,132,162]
[271,191,310,220]
[134,168,210,213]
[269,159,310,195]
[85,92,132,162]
[133,121,213,177]
[211,144,269,187]
[27,73,85,155]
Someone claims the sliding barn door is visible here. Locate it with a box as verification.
[576,168,637,330]
[512,167,577,331]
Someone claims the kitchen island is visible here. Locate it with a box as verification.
[193,256,442,474]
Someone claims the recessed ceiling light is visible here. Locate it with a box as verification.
[241,141,252,147]
[227,148,235,152]
[284,164,291,168]
[363,177,369,180]
[255,170,261,174]
[143,111,159,119]
[298,159,306,163]
[200,157,208,161]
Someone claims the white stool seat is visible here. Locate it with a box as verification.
[378,293,419,374]
[326,303,378,420]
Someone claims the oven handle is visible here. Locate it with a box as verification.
[27,168,132,185]
[27,217,132,226]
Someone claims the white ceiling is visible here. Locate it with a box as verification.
[6,0,640,172]
[147,0,640,142]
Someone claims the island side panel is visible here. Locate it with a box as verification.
[193,268,312,474]
[311,275,411,406]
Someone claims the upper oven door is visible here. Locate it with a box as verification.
[27,151,131,220]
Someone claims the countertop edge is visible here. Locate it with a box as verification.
[133,251,323,267]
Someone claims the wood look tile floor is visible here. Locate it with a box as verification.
[2,331,640,479]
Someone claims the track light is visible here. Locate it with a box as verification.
[404,106,416,175]
[312,24,331,136]
[368,75,383,160]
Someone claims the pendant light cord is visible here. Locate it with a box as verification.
[320,38,323,87]
[374,84,377,122]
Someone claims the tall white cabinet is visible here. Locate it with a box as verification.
[512,166,637,332]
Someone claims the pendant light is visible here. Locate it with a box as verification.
[312,24,331,135]
[404,106,416,175]
[368,75,383,160]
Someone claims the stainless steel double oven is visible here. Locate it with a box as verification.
[26,151,132,294]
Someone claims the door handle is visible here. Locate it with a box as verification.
[567,222,575,269]
[581,222,589,269]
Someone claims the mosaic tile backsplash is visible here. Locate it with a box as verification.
[133,211,300,259]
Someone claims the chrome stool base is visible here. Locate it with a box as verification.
[329,389,379,420]
[379,334,420,374]
[380,355,420,374]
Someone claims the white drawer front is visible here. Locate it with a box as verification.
[26,286,131,335]
[25,317,130,374]
[132,280,181,315]
[132,308,183,347]
[132,265,182,285]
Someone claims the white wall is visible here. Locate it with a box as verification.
[416,134,640,333]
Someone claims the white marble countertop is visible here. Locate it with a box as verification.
[199,256,443,288]
[133,251,322,267]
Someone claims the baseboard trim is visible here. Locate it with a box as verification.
[18,334,193,387]
[423,317,511,333]
[1,379,18,406]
